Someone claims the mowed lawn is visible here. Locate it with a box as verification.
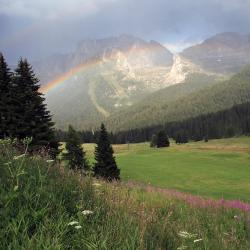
[83,137,250,202]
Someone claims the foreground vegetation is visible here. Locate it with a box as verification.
[83,137,250,202]
[1,139,250,249]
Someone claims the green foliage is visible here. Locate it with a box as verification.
[93,123,120,180]
[175,131,189,144]
[63,125,88,171]
[0,55,59,157]
[1,140,250,249]
[0,53,13,138]
[156,130,170,148]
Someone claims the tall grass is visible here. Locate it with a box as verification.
[0,139,249,249]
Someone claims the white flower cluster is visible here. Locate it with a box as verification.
[178,231,203,247]
[67,221,82,229]
[82,210,94,215]
[178,231,198,239]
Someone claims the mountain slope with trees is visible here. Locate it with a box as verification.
[105,64,250,132]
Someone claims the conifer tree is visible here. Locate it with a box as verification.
[156,130,170,148]
[12,58,59,157]
[0,53,12,138]
[93,123,120,180]
[63,125,88,171]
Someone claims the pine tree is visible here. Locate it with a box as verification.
[156,130,170,148]
[93,123,120,181]
[12,58,59,157]
[63,125,88,171]
[0,53,13,138]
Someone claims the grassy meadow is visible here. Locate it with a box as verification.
[83,137,250,202]
[1,139,250,249]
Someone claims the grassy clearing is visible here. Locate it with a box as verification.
[1,140,250,249]
[83,137,250,202]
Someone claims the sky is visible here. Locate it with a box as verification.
[1,0,250,64]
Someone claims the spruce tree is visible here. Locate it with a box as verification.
[156,130,170,148]
[12,58,59,157]
[0,53,12,138]
[63,125,88,171]
[93,123,120,181]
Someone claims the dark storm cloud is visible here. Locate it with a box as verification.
[1,0,250,63]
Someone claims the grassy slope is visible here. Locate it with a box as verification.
[84,137,250,202]
[1,139,250,249]
[105,65,250,131]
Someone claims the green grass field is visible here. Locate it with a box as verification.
[83,137,250,202]
[2,139,250,249]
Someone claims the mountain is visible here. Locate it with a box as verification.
[35,34,173,86]
[37,34,216,130]
[181,32,250,74]
[105,64,250,132]
[34,33,250,130]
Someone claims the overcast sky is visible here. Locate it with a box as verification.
[1,0,250,63]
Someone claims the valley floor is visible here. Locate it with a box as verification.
[83,137,250,202]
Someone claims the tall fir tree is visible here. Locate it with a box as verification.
[12,58,58,157]
[0,53,13,138]
[63,125,88,171]
[156,130,170,148]
[93,123,120,181]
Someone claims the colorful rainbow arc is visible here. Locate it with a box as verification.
[39,44,166,93]
[39,58,100,93]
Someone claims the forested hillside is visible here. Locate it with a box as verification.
[108,102,250,143]
[105,64,250,132]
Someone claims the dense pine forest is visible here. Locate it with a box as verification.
[56,102,250,144]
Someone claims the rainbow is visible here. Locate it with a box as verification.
[39,58,101,93]
[39,42,168,93]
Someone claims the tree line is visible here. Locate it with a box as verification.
[56,102,250,144]
[114,102,250,144]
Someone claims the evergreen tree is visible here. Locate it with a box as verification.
[93,123,120,181]
[12,58,59,157]
[0,53,12,138]
[63,125,88,171]
[156,130,170,148]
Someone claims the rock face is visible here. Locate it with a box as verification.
[35,35,179,129]
[181,32,250,74]
[165,54,209,85]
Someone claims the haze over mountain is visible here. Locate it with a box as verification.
[182,32,250,74]
[31,32,250,130]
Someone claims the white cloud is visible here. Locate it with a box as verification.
[164,40,203,53]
